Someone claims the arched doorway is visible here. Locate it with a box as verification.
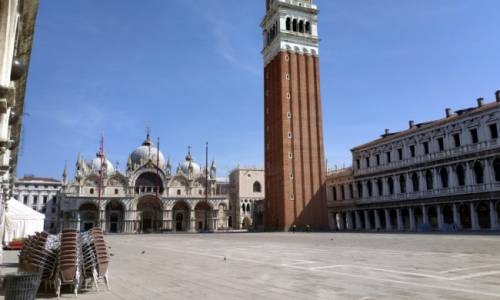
[106,200,124,233]
[138,196,162,233]
[195,201,212,231]
[389,209,397,230]
[402,208,410,230]
[476,202,490,229]
[428,206,438,230]
[459,204,471,229]
[228,216,233,228]
[242,216,252,229]
[368,210,375,230]
[378,209,386,229]
[414,207,423,228]
[442,205,453,225]
[173,201,189,231]
[79,203,99,232]
[350,211,357,230]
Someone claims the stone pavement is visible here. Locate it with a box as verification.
[2,232,500,299]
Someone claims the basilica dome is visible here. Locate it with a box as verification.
[90,154,115,175]
[178,151,201,176]
[129,134,165,168]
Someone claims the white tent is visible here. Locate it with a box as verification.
[1,198,45,245]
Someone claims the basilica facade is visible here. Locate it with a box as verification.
[58,134,240,233]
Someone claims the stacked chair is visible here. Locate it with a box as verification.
[56,229,81,298]
[18,228,110,299]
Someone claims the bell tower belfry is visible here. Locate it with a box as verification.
[261,0,327,231]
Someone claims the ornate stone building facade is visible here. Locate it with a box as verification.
[13,175,62,232]
[327,94,500,232]
[229,168,265,230]
[58,134,231,233]
[262,0,327,231]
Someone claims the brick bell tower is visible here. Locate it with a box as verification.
[262,0,328,231]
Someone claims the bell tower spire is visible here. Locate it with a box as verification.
[261,0,327,231]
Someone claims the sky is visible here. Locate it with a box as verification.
[17,0,500,179]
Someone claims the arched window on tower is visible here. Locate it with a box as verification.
[456,165,466,186]
[299,20,304,33]
[292,19,298,32]
[425,170,433,190]
[440,168,449,188]
[399,174,406,193]
[474,161,484,184]
[494,158,500,181]
[388,177,394,195]
[412,173,419,192]
[253,181,262,193]
[305,22,311,34]
[286,17,291,31]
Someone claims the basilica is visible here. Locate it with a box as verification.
[57,134,265,233]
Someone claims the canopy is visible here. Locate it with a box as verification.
[2,198,45,245]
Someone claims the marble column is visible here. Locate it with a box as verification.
[384,209,392,231]
[352,211,359,230]
[470,203,479,230]
[453,203,461,230]
[409,207,416,231]
[489,201,499,230]
[437,205,444,231]
[189,210,196,232]
[374,210,381,230]
[364,210,371,230]
[422,205,429,225]
[396,208,403,231]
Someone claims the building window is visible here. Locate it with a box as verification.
[23,196,28,205]
[489,123,498,139]
[331,186,337,201]
[425,170,433,190]
[357,182,363,198]
[356,159,360,170]
[90,188,94,195]
[341,185,345,200]
[288,132,292,139]
[398,149,403,160]
[115,189,119,195]
[253,181,262,193]
[41,207,46,213]
[376,179,383,196]
[43,196,47,204]
[453,133,461,147]
[365,157,370,168]
[286,17,291,31]
[473,161,484,184]
[33,196,38,205]
[399,175,406,193]
[376,154,380,166]
[51,207,56,214]
[440,168,449,188]
[305,22,311,34]
[285,73,290,80]
[386,152,391,164]
[288,152,293,159]
[409,145,415,157]
[456,165,466,186]
[470,129,479,144]
[367,181,373,197]
[437,138,444,151]
[493,158,500,181]
[177,189,181,195]
[388,177,394,195]
[349,184,354,199]
[287,112,291,119]
[423,142,429,155]
[412,173,419,192]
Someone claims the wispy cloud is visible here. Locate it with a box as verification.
[185,2,260,76]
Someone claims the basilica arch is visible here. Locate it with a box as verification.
[106,200,125,233]
[137,195,162,233]
[79,202,99,232]
[172,200,190,232]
